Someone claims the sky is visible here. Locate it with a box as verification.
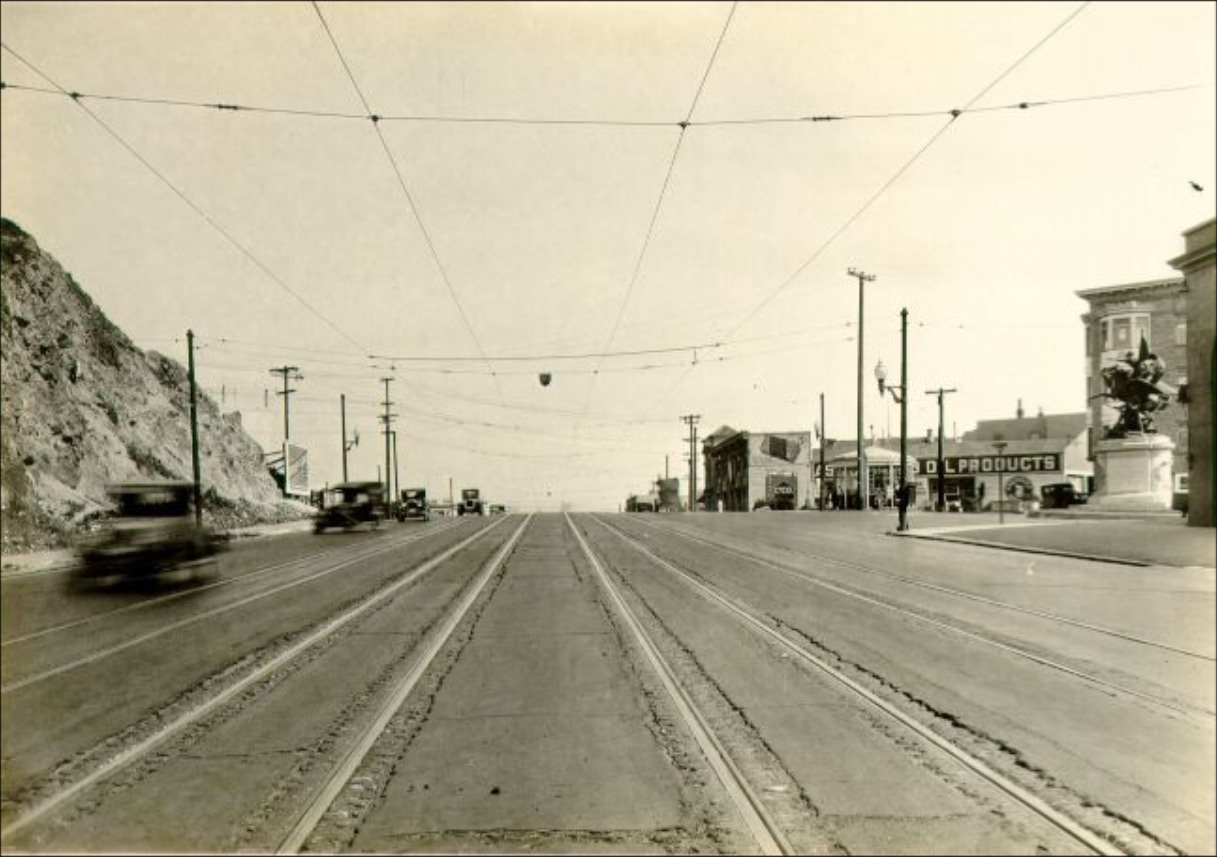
[2,1,1214,511]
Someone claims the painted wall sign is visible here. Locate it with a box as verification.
[918,454,1059,475]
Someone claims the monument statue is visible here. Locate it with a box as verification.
[1097,336,1177,438]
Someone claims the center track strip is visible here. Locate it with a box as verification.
[0,520,465,649]
[565,513,792,857]
[623,517,1211,720]
[637,517,1213,662]
[0,521,472,694]
[0,515,512,843]
[587,514,1122,857]
[274,514,533,855]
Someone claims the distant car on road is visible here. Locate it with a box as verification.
[459,488,484,516]
[314,481,386,532]
[74,481,226,583]
[1040,482,1088,509]
[396,487,430,522]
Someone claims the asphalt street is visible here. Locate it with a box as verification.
[1,512,1212,854]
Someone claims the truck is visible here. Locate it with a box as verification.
[458,488,484,516]
[396,487,430,522]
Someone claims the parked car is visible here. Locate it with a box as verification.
[74,481,226,582]
[1040,482,1088,509]
[314,481,386,532]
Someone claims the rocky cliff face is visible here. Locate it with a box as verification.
[1,218,307,552]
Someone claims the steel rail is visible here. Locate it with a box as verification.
[275,513,533,854]
[0,519,464,648]
[625,518,1211,719]
[0,514,513,842]
[590,513,1123,856]
[566,513,792,856]
[643,517,1212,662]
[1,520,479,694]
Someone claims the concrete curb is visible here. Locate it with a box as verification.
[890,530,1152,567]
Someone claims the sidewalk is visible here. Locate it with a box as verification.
[896,512,1215,568]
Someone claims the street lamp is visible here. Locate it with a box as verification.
[992,439,1008,524]
[874,308,910,532]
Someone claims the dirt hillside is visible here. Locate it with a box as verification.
[1,217,310,552]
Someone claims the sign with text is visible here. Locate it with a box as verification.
[918,454,1059,475]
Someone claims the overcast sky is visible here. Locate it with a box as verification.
[2,1,1214,511]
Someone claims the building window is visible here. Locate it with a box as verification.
[1175,322,1187,346]
[1102,312,1150,353]
[1175,473,1189,493]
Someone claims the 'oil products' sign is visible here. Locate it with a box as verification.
[919,454,1059,475]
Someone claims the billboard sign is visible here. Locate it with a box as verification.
[284,443,309,497]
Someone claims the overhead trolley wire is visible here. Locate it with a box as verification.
[582,1,738,415]
[309,1,499,391]
[0,42,368,355]
[632,1,1094,420]
[4,78,1203,127]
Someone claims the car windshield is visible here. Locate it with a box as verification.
[114,491,191,518]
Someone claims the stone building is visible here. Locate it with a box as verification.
[1169,217,1216,527]
[1076,278,1190,507]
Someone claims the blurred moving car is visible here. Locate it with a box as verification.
[74,481,225,582]
[1040,482,1088,509]
[315,481,386,532]
[396,487,430,522]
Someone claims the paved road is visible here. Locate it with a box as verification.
[1,513,1212,854]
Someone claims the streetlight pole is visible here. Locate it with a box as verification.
[819,392,826,512]
[993,440,1008,524]
[874,309,909,532]
[849,268,875,511]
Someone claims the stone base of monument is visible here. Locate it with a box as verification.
[1088,434,1175,512]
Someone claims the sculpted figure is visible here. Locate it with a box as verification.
[1097,336,1176,437]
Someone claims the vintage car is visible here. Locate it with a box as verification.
[1040,482,1088,509]
[395,487,430,522]
[314,481,386,532]
[74,481,226,582]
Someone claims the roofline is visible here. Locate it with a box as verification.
[1074,277,1185,299]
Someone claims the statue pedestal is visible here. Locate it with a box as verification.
[1089,434,1175,512]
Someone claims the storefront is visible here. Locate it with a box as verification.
[818,447,919,510]
[915,441,1089,511]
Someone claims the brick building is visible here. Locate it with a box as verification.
[1076,278,1190,506]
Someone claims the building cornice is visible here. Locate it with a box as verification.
[1075,277,1185,301]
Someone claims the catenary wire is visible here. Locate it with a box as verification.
[309,2,499,391]
[582,1,738,415]
[0,42,368,355]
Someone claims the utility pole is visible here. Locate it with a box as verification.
[819,392,826,512]
[391,430,400,504]
[341,394,348,482]
[681,414,701,511]
[924,386,958,512]
[899,309,909,532]
[186,330,202,525]
[379,378,396,504]
[269,365,302,498]
[269,366,302,443]
[849,267,875,511]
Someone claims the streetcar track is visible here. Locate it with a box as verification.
[566,512,793,856]
[639,517,1214,662]
[588,513,1123,856]
[0,521,479,694]
[622,517,1213,721]
[274,514,533,854]
[0,514,514,843]
[0,519,464,649]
